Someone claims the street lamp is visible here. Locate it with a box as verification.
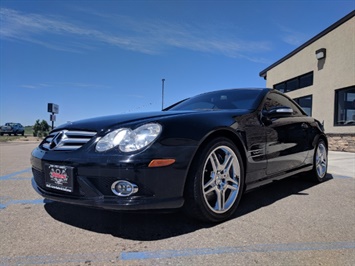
[162,79,165,110]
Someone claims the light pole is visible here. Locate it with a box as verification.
[162,78,165,110]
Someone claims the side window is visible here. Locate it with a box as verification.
[263,92,304,116]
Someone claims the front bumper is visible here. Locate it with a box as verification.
[31,145,194,211]
[31,178,184,210]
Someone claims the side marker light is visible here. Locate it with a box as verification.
[148,159,176,168]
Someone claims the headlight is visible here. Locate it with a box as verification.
[96,123,162,152]
[95,128,130,152]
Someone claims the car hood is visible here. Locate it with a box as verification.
[54,111,194,133]
[54,109,251,133]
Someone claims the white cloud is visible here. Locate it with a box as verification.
[21,82,110,90]
[1,7,271,60]
[278,25,309,46]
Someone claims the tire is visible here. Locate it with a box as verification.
[310,139,328,182]
[184,137,244,223]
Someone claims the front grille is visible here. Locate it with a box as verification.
[41,130,96,151]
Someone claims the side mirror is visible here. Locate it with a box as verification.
[263,106,293,118]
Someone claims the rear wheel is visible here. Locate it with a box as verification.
[310,139,328,182]
[184,137,244,223]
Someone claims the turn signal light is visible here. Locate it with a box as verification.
[148,159,176,168]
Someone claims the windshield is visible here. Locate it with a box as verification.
[166,89,265,111]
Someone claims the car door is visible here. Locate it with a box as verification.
[261,91,310,175]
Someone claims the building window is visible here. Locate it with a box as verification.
[286,78,299,91]
[274,83,286,93]
[294,95,312,116]
[334,86,355,126]
[299,72,313,88]
[274,72,313,92]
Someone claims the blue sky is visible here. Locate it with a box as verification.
[1,0,354,126]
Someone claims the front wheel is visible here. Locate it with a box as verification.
[310,139,328,182]
[184,137,244,223]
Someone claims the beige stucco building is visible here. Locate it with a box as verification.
[260,10,355,152]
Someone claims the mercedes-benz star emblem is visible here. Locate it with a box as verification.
[49,131,66,150]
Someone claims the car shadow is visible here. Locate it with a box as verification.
[234,174,332,218]
[44,174,333,241]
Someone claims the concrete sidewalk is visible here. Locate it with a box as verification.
[328,151,355,179]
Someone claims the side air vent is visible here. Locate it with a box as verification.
[41,130,96,151]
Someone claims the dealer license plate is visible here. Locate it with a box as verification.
[45,164,74,193]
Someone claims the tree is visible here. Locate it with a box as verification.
[33,120,41,137]
[40,120,50,132]
[33,119,50,137]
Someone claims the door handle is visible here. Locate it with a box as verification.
[301,123,309,129]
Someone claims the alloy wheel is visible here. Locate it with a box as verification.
[202,145,241,214]
[316,142,327,179]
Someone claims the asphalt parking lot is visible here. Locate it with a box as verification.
[0,141,354,265]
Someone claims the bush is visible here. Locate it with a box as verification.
[33,119,50,138]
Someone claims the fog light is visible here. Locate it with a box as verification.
[111,180,138,197]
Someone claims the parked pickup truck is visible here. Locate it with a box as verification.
[0,123,25,136]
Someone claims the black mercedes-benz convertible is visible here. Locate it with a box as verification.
[31,88,328,222]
